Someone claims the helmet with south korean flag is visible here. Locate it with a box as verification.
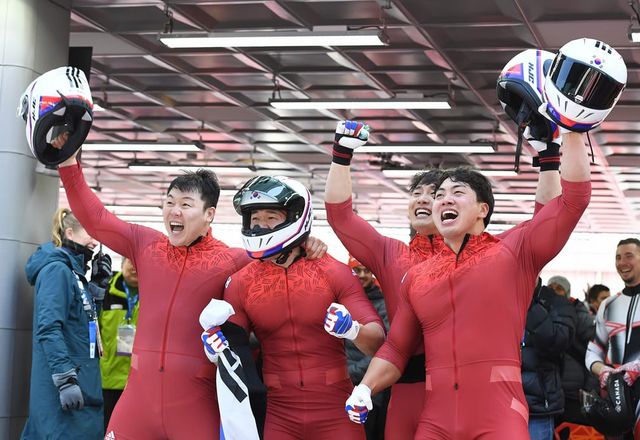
[541,38,626,132]
[232,175,312,259]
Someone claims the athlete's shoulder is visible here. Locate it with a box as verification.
[225,259,262,289]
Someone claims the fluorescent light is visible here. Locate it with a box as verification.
[629,24,640,43]
[493,193,535,201]
[128,164,308,177]
[382,169,518,178]
[356,144,494,154]
[105,205,162,214]
[129,165,256,175]
[270,98,451,110]
[84,143,202,152]
[159,29,387,48]
[381,169,423,178]
[481,170,518,177]
[491,213,532,222]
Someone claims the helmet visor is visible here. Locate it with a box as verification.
[549,55,625,110]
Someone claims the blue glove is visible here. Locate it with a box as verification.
[345,384,373,424]
[324,302,360,340]
[201,326,229,364]
[332,120,370,166]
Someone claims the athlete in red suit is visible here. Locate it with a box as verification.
[326,120,562,439]
[347,132,591,439]
[57,152,327,440]
[203,176,385,440]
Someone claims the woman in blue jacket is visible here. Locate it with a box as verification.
[21,208,103,440]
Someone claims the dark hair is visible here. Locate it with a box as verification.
[408,169,445,193]
[587,284,610,303]
[618,238,640,249]
[167,169,220,209]
[436,166,494,227]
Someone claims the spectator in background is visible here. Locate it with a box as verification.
[21,208,103,440]
[549,275,598,428]
[587,284,611,316]
[548,275,572,298]
[586,238,640,438]
[522,280,576,440]
[98,257,139,430]
[346,256,390,440]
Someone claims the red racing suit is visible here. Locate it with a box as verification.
[326,197,442,439]
[223,254,383,440]
[326,198,542,439]
[375,179,591,439]
[60,163,250,440]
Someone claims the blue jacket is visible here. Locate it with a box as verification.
[21,242,103,440]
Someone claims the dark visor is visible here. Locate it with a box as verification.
[549,55,624,110]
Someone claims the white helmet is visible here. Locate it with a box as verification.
[17,66,93,166]
[542,38,627,132]
[233,175,312,259]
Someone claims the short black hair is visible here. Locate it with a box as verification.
[587,284,610,303]
[436,167,494,227]
[167,169,220,209]
[408,169,445,193]
[618,238,640,249]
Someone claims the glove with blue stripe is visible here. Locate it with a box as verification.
[324,302,361,340]
[201,326,229,364]
[345,384,373,424]
[332,120,370,166]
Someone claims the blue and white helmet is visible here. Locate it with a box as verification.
[497,49,559,144]
[17,66,93,166]
[542,38,627,132]
[233,175,312,259]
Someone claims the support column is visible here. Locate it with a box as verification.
[0,0,71,438]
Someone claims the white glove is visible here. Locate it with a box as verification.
[201,326,229,364]
[199,298,235,330]
[523,125,562,153]
[335,120,370,150]
[345,384,373,424]
[324,302,360,340]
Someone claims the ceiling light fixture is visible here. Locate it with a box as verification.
[83,142,203,152]
[629,24,640,42]
[128,164,307,177]
[381,169,517,178]
[159,29,388,49]
[105,205,162,214]
[356,144,494,154]
[269,98,451,110]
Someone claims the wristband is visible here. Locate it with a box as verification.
[533,142,561,171]
[332,142,354,166]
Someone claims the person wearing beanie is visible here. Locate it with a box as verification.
[548,275,571,298]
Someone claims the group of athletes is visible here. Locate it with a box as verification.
[20,36,631,439]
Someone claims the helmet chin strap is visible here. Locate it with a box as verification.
[274,249,292,265]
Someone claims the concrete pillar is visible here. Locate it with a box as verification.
[0,0,71,437]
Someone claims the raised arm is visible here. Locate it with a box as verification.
[325,121,401,276]
[58,155,157,260]
[325,120,368,204]
[519,132,591,271]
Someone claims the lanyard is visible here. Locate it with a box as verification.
[73,271,102,358]
[122,282,138,322]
